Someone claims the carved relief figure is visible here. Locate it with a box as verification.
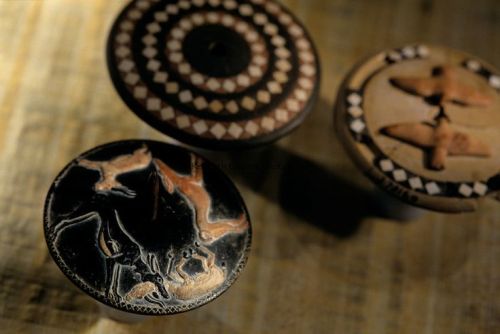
[125,153,248,305]
[126,244,226,302]
[51,146,248,308]
[381,65,493,170]
[78,146,152,197]
[390,65,493,107]
[154,154,249,244]
[51,147,170,305]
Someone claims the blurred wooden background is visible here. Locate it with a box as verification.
[0,0,499,333]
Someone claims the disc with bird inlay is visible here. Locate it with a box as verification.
[43,140,251,315]
[334,45,500,212]
[107,0,320,150]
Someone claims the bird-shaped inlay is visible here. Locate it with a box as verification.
[390,65,493,107]
[382,65,494,170]
[382,110,491,170]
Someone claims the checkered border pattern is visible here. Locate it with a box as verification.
[346,44,499,198]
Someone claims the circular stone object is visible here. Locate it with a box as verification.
[107,0,320,150]
[44,140,251,315]
[335,44,500,213]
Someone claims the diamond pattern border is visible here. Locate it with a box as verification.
[344,44,499,199]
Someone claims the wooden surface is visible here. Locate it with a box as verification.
[0,0,499,333]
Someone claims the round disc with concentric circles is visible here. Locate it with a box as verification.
[107,0,320,149]
[44,140,251,315]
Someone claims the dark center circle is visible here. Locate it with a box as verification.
[182,24,252,78]
[208,41,228,57]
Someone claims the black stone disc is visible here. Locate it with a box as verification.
[43,140,251,315]
[107,0,320,150]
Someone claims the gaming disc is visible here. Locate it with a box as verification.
[44,140,251,315]
[335,44,500,212]
[107,0,320,149]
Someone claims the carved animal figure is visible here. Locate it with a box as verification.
[78,146,152,198]
[390,65,493,107]
[52,209,170,306]
[382,112,491,170]
[153,154,248,244]
[125,245,225,302]
[383,65,494,170]
[51,146,169,305]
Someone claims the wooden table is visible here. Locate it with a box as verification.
[0,0,499,333]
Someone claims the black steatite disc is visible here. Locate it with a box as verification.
[107,0,320,150]
[43,140,251,315]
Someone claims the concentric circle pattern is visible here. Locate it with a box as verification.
[108,0,320,149]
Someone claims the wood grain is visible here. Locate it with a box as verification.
[0,0,499,333]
